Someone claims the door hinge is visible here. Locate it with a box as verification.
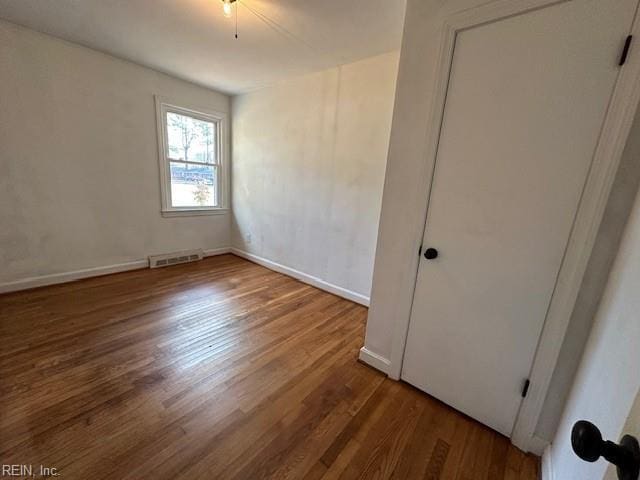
[522,379,531,398]
[619,35,633,66]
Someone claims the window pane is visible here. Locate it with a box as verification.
[170,162,217,207]
[166,112,217,163]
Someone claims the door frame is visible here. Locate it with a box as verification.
[387,0,640,453]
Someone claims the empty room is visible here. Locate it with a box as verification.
[1,0,640,479]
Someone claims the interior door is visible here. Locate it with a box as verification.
[401,0,639,437]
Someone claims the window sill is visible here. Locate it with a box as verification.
[161,208,229,218]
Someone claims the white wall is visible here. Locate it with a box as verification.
[364,0,473,371]
[604,391,640,480]
[545,186,640,480]
[231,52,399,302]
[536,107,640,440]
[0,20,231,288]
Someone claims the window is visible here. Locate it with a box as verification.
[155,97,228,216]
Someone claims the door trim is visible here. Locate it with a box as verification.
[388,0,640,452]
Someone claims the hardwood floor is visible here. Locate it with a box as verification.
[0,254,539,479]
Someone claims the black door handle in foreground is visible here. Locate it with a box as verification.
[572,420,640,480]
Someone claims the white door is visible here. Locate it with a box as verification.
[401,0,638,437]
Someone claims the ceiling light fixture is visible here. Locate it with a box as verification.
[221,0,236,19]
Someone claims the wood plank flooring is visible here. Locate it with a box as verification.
[0,254,539,479]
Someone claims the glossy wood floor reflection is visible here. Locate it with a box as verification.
[0,254,538,479]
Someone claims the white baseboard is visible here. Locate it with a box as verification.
[541,444,554,480]
[528,435,550,457]
[0,247,232,294]
[230,248,370,306]
[359,347,391,374]
[0,260,149,294]
[204,247,232,257]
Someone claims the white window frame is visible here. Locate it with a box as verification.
[155,96,229,217]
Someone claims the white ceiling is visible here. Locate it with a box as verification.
[0,0,406,94]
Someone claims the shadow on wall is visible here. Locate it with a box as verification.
[535,105,640,442]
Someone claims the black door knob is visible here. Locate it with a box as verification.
[571,420,640,480]
[424,248,438,260]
